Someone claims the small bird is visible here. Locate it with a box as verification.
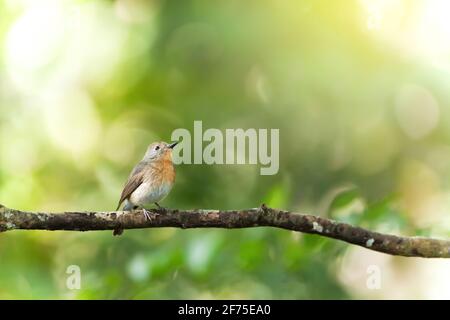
[116,141,178,220]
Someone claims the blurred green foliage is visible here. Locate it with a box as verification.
[1,0,450,299]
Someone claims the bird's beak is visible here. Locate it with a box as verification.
[168,141,179,149]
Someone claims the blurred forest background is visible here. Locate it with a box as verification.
[1,0,450,299]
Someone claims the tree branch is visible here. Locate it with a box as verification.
[0,203,449,258]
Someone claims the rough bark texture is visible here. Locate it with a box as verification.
[0,203,449,258]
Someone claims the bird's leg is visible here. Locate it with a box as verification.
[154,202,167,213]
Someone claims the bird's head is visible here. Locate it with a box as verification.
[143,141,178,161]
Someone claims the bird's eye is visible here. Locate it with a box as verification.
[155,146,160,151]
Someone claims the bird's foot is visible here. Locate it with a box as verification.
[154,202,168,214]
[142,208,159,221]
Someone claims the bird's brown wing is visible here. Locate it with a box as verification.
[116,162,147,210]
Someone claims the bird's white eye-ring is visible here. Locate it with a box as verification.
[155,145,160,151]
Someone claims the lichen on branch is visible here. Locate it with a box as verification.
[1,203,449,258]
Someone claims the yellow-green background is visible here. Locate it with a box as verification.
[1,0,450,299]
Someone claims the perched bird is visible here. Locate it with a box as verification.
[116,141,178,220]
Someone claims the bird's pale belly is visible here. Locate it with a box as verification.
[129,182,173,206]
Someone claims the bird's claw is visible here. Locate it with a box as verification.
[155,203,167,213]
[143,208,159,221]
[158,207,167,214]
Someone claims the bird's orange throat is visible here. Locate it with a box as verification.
[163,149,173,162]
[161,151,175,184]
